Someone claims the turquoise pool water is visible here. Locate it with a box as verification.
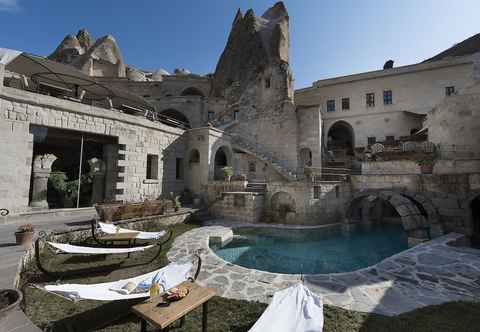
[211,224,408,274]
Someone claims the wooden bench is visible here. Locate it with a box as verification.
[132,281,216,332]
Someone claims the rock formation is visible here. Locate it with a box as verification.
[49,29,126,78]
[211,2,298,171]
[211,2,291,99]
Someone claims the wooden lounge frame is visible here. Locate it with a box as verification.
[34,229,173,279]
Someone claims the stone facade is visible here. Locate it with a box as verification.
[264,181,351,225]
[296,55,476,149]
[0,84,185,213]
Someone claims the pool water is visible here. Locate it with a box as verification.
[211,224,408,274]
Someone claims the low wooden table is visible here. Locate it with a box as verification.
[132,281,216,332]
[97,232,139,257]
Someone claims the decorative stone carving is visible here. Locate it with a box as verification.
[30,154,57,209]
[370,143,385,154]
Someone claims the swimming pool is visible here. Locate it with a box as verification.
[210,223,408,274]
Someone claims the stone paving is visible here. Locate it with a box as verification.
[167,225,480,316]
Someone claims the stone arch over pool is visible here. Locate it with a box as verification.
[270,191,296,223]
[346,190,441,242]
[461,190,480,243]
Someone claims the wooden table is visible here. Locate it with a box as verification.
[132,281,216,332]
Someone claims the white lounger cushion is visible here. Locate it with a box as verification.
[44,262,193,301]
[47,242,155,255]
[98,222,166,240]
[249,283,324,332]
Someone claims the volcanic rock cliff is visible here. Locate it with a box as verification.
[211,1,291,100]
[49,28,126,78]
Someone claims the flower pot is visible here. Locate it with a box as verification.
[14,231,34,247]
[420,164,434,174]
[0,289,23,320]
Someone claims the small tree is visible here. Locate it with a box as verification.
[222,166,233,182]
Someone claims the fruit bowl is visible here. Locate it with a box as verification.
[164,287,189,302]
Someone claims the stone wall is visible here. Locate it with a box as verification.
[0,85,185,214]
[202,181,246,205]
[265,181,351,225]
[210,192,264,223]
[0,121,33,213]
[362,160,421,175]
[426,89,480,158]
[434,159,480,174]
[297,105,322,168]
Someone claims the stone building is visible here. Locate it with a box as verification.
[295,33,480,162]
[0,2,479,246]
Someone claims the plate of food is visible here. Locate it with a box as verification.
[164,287,189,302]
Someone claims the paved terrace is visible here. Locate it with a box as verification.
[0,208,192,332]
[167,223,480,316]
[0,210,95,332]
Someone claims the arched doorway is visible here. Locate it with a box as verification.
[159,109,191,129]
[214,146,231,180]
[181,87,205,97]
[471,195,480,248]
[270,192,296,224]
[327,121,354,157]
[299,148,312,167]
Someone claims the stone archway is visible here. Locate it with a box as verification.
[346,190,436,244]
[181,87,205,97]
[159,109,191,128]
[462,191,480,247]
[213,146,232,181]
[327,121,354,156]
[471,195,480,247]
[270,191,296,224]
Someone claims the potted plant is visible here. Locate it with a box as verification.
[222,166,233,182]
[14,224,34,247]
[174,196,182,212]
[0,289,23,320]
[417,153,437,174]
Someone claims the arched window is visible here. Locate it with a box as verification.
[181,87,204,97]
[189,149,200,163]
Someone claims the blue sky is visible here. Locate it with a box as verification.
[1,0,479,88]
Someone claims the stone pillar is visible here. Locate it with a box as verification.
[30,154,57,209]
[103,144,118,202]
[88,157,106,205]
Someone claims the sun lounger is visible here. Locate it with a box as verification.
[249,283,324,332]
[46,241,156,255]
[34,231,171,278]
[42,263,193,301]
[97,222,166,240]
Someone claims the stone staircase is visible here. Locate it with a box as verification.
[231,134,298,181]
[246,180,267,193]
[318,167,351,182]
